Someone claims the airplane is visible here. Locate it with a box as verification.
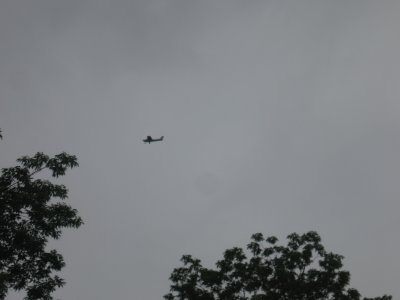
[143,135,164,144]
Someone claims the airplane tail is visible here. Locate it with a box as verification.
[160,136,164,141]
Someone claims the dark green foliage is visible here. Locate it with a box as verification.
[165,231,391,300]
[0,152,82,300]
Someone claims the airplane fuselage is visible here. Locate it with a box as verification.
[143,136,164,144]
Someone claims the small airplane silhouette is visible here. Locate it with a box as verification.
[143,135,164,144]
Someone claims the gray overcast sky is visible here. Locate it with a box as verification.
[1,1,400,299]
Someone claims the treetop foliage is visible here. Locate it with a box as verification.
[0,151,82,300]
[165,231,391,300]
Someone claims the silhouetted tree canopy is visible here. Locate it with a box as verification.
[0,152,82,300]
[165,231,391,300]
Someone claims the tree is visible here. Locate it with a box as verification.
[165,231,391,300]
[0,151,83,300]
